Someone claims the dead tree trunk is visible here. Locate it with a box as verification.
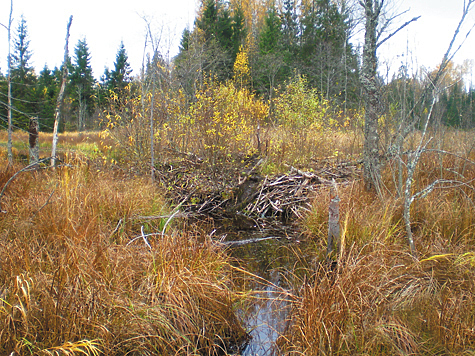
[326,182,341,260]
[29,117,39,168]
[360,0,383,194]
[401,0,474,257]
[51,15,73,167]
[1,0,14,164]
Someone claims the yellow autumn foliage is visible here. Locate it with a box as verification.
[184,77,268,162]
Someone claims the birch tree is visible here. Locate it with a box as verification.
[401,0,475,256]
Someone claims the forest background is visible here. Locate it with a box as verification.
[1,0,474,136]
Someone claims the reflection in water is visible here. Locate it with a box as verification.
[228,234,309,356]
[241,270,290,356]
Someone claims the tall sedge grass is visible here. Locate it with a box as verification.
[0,157,248,355]
[280,244,475,355]
[285,133,475,355]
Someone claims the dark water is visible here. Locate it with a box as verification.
[224,228,311,356]
[240,270,290,356]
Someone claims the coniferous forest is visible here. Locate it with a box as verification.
[1,0,475,355]
[1,0,474,133]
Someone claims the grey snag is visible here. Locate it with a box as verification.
[29,117,39,168]
[360,0,382,193]
[327,185,341,259]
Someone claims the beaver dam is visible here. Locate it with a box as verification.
[153,154,360,354]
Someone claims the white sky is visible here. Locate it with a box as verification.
[0,0,474,81]
[378,0,475,79]
[0,0,198,78]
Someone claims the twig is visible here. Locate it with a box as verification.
[162,209,181,236]
[141,226,152,251]
[218,235,285,247]
[0,157,54,213]
[32,182,59,216]
[131,212,190,220]
[109,218,123,239]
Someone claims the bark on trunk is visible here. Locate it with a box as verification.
[5,0,13,164]
[327,185,341,259]
[29,117,39,168]
[51,16,73,167]
[360,0,382,193]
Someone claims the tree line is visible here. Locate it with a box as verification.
[0,16,132,133]
[0,0,474,135]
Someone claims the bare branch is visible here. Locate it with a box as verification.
[377,15,420,48]
[413,178,475,201]
[0,157,54,213]
[0,0,13,31]
[438,0,474,76]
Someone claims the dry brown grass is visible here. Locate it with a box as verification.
[259,125,362,174]
[0,157,248,355]
[280,243,475,355]
[285,130,475,355]
[0,130,112,162]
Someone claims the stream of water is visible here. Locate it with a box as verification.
[224,227,311,356]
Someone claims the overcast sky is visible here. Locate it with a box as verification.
[0,0,474,81]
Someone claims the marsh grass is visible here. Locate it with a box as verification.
[0,130,112,161]
[2,125,475,355]
[286,130,475,355]
[279,243,475,355]
[0,157,248,355]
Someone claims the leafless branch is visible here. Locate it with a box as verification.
[0,157,54,213]
[437,0,475,78]
[0,0,13,31]
[377,15,420,48]
[51,15,73,167]
[32,182,59,216]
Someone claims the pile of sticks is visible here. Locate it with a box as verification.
[243,168,327,218]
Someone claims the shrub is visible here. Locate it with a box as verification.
[184,77,268,163]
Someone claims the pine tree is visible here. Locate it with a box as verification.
[70,38,95,131]
[10,16,37,129]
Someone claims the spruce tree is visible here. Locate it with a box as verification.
[231,6,246,61]
[259,9,282,55]
[10,16,37,129]
[254,8,286,107]
[105,41,132,92]
[179,28,191,52]
[37,65,59,131]
[280,0,299,55]
[70,38,95,131]
[194,0,246,81]
[299,0,359,105]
